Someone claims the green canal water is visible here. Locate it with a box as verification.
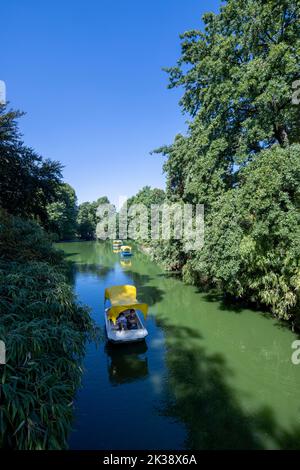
[59,241,300,450]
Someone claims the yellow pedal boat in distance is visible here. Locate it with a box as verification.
[120,258,132,267]
[120,245,132,256]
[104,285,148,343]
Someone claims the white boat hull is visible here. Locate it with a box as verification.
[105,308,148,343]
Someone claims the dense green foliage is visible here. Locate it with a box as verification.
[77,196,110,240]
[126,186,165,208]
[151,0,300,323]
[0,211,94,449]
[124,186,165,241]
[183,145,300,321]
[46,183,78,241]
[46,192,111,242]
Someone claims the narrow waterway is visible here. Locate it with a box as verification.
[59,241,300,450]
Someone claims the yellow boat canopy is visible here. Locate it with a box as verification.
[121,245,132,251]
[105,285,148,324]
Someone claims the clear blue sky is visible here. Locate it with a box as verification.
[1,0,220,206]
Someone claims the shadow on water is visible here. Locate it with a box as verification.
[62,252,80,258]
[124,271,165,306]
[198,289,261,314]
[157,272,182,279]
[65,261,114,286]
[156,272,265,316]
[76,263,113,278]
[156,321,300,450]
[200,289,300,333]
[105,341,149,386]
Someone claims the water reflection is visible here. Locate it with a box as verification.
[105,341,149,386]
[158,321,300,450]
[120,258,132,268]
[65,262,113,286]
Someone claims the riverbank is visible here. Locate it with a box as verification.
[0,212,95,449]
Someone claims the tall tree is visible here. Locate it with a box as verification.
[0,104,62,224]
[126,186,165,208]
[46,183,78,241]
[77,196,110,240]
[154,0,300,321]
[125,186,165,240]
[161,0,300,205]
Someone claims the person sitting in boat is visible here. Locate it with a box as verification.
[126,309,138,330]
[116,312,127,330]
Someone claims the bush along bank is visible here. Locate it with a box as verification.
[0,210,95,449]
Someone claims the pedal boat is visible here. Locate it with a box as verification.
[112,239,122,249]
[104,285,148,343]
[120,245,132,257]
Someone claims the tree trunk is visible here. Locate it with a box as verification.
[274,123,289,147]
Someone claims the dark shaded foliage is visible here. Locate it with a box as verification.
[0,211,95,449]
